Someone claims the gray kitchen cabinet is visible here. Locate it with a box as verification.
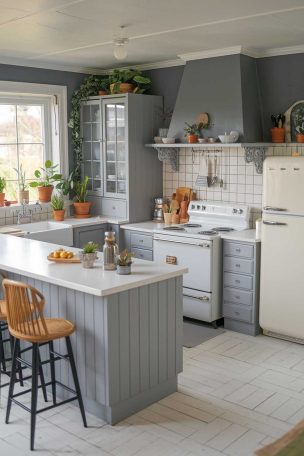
[223,239,261,336]
[81,93,163,222]
[121,229,153,261]
[73,223,107,249]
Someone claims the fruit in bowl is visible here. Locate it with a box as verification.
[49,248,74,259]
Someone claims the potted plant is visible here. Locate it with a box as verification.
[73,175,91,218]
[51,193,65,221]
[29,160,62,203]
[117,249,133,275]
[80,241,99,268]
[184,122,208,144]
[98,77,109,96]
[109,69,151,94]
[294,111,304,143]
[0,176,6,207]
[270,114,285,143]
[14,164,29,204]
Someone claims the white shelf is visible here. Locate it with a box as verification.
[145,142,303,148]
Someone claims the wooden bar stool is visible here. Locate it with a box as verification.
[0,273,47,397]
[3,279,87,450]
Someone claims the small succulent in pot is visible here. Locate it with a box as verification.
[270,114,286,143]
[117,249,134,275]
[51,193,65,221]
[184,121,209,143]
[81,241,99,268]
[14,164,29,203]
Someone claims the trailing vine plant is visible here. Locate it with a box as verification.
[68,75,108,180]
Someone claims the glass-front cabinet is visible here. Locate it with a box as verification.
[80,100,103,195]
[103,98,127,198]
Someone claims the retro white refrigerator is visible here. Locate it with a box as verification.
[260,156,304,342]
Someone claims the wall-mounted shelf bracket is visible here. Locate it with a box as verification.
[244,146,266,174]
[155,147,179,171]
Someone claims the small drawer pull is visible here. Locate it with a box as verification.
[235,263,240,268]
[235,295,240,300]
[112,206,116,210]
[139,239,143,243]
[235,279,241,284]
[235,311,240,315]
[235,248,241,252]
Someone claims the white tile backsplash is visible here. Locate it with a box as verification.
[163,145,304,227]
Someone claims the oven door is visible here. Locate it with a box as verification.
[154,234,212,292]
[183,288,212,322]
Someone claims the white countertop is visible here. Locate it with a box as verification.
[221,229,261,243]
[63,216,129,228]
[121,221,165,233]
[0,235,187,297]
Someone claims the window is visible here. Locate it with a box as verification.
[0,81,68,203]
[0,97,51,201]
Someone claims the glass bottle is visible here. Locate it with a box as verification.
[103,231,118,270]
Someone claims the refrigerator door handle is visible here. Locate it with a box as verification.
[263,220,288,226]
[264,206,287,211]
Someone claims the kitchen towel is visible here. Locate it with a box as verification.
[195,156,209,187]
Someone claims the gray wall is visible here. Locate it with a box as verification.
[0,63,86,170]
[144,66,184,128]
[257,53,304,141]
[240,55,263,142]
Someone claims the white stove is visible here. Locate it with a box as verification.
[154,201,250,324]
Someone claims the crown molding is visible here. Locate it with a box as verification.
[258,44,304,58]
[178,46,260,61]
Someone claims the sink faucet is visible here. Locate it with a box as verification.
[17,203,32,224]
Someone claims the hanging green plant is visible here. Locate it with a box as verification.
[68,75,108,180]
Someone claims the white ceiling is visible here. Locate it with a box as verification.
[1,0,304,73]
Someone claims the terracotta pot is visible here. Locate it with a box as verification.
[18,190,29,204]
[110,83,134,94]
[271,127,285,143]
[163,213,172,225]
[53,209,65,222]
[0,193,5,207]
[187,134,198,144]
[73,201,91,217]
[98,90,107,96]
[296,133,304,143]
[37,185,53,203]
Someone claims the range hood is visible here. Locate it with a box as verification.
[168,54,262,142]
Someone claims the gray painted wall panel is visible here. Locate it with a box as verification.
[148,282,159,388]
[139,286,149,392]
[119,291,130,401]
[158,280,168,383]
[129,288,140,397]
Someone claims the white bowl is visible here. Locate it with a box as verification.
[154,136,163,144]
[198,138,208,144]
[218,134,235,144]
[162,137,176,144]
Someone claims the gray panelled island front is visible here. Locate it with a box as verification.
[0,234,187,424]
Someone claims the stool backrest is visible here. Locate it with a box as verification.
[2,279,48,339]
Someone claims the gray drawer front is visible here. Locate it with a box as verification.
[224,272,253,290]
[102,198,127,218]
[224,257,254,275]
[224,242,254,259]
[223,303,252,323]
[223,287,253,306]
[132,247,153,261]
[130,232,153,250]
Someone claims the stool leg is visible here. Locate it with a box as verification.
[65,336,87,427]
[30,343,39,451]
[5,338,18,423]
[49,341,56,405]
[0,322,7,372]
[38,348,48,403]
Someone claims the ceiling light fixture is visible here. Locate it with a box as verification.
[113,27,129,61]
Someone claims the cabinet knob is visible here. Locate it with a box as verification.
[235,263,240,268]
[235,248,241,252]
[235,279,240,284]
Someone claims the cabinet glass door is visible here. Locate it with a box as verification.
[81,101,103,195]
[103,99,127,198]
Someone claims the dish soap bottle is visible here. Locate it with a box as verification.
[103,231,118,270]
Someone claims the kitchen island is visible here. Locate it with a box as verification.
[0,234,187,424]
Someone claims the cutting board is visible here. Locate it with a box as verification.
[176,187,193,205]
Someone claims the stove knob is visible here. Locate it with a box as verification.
[238,209,243,214]
[202,205,206,210]
[197,205,201,210]
[191,204,195,210]
[232,208,238,214]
